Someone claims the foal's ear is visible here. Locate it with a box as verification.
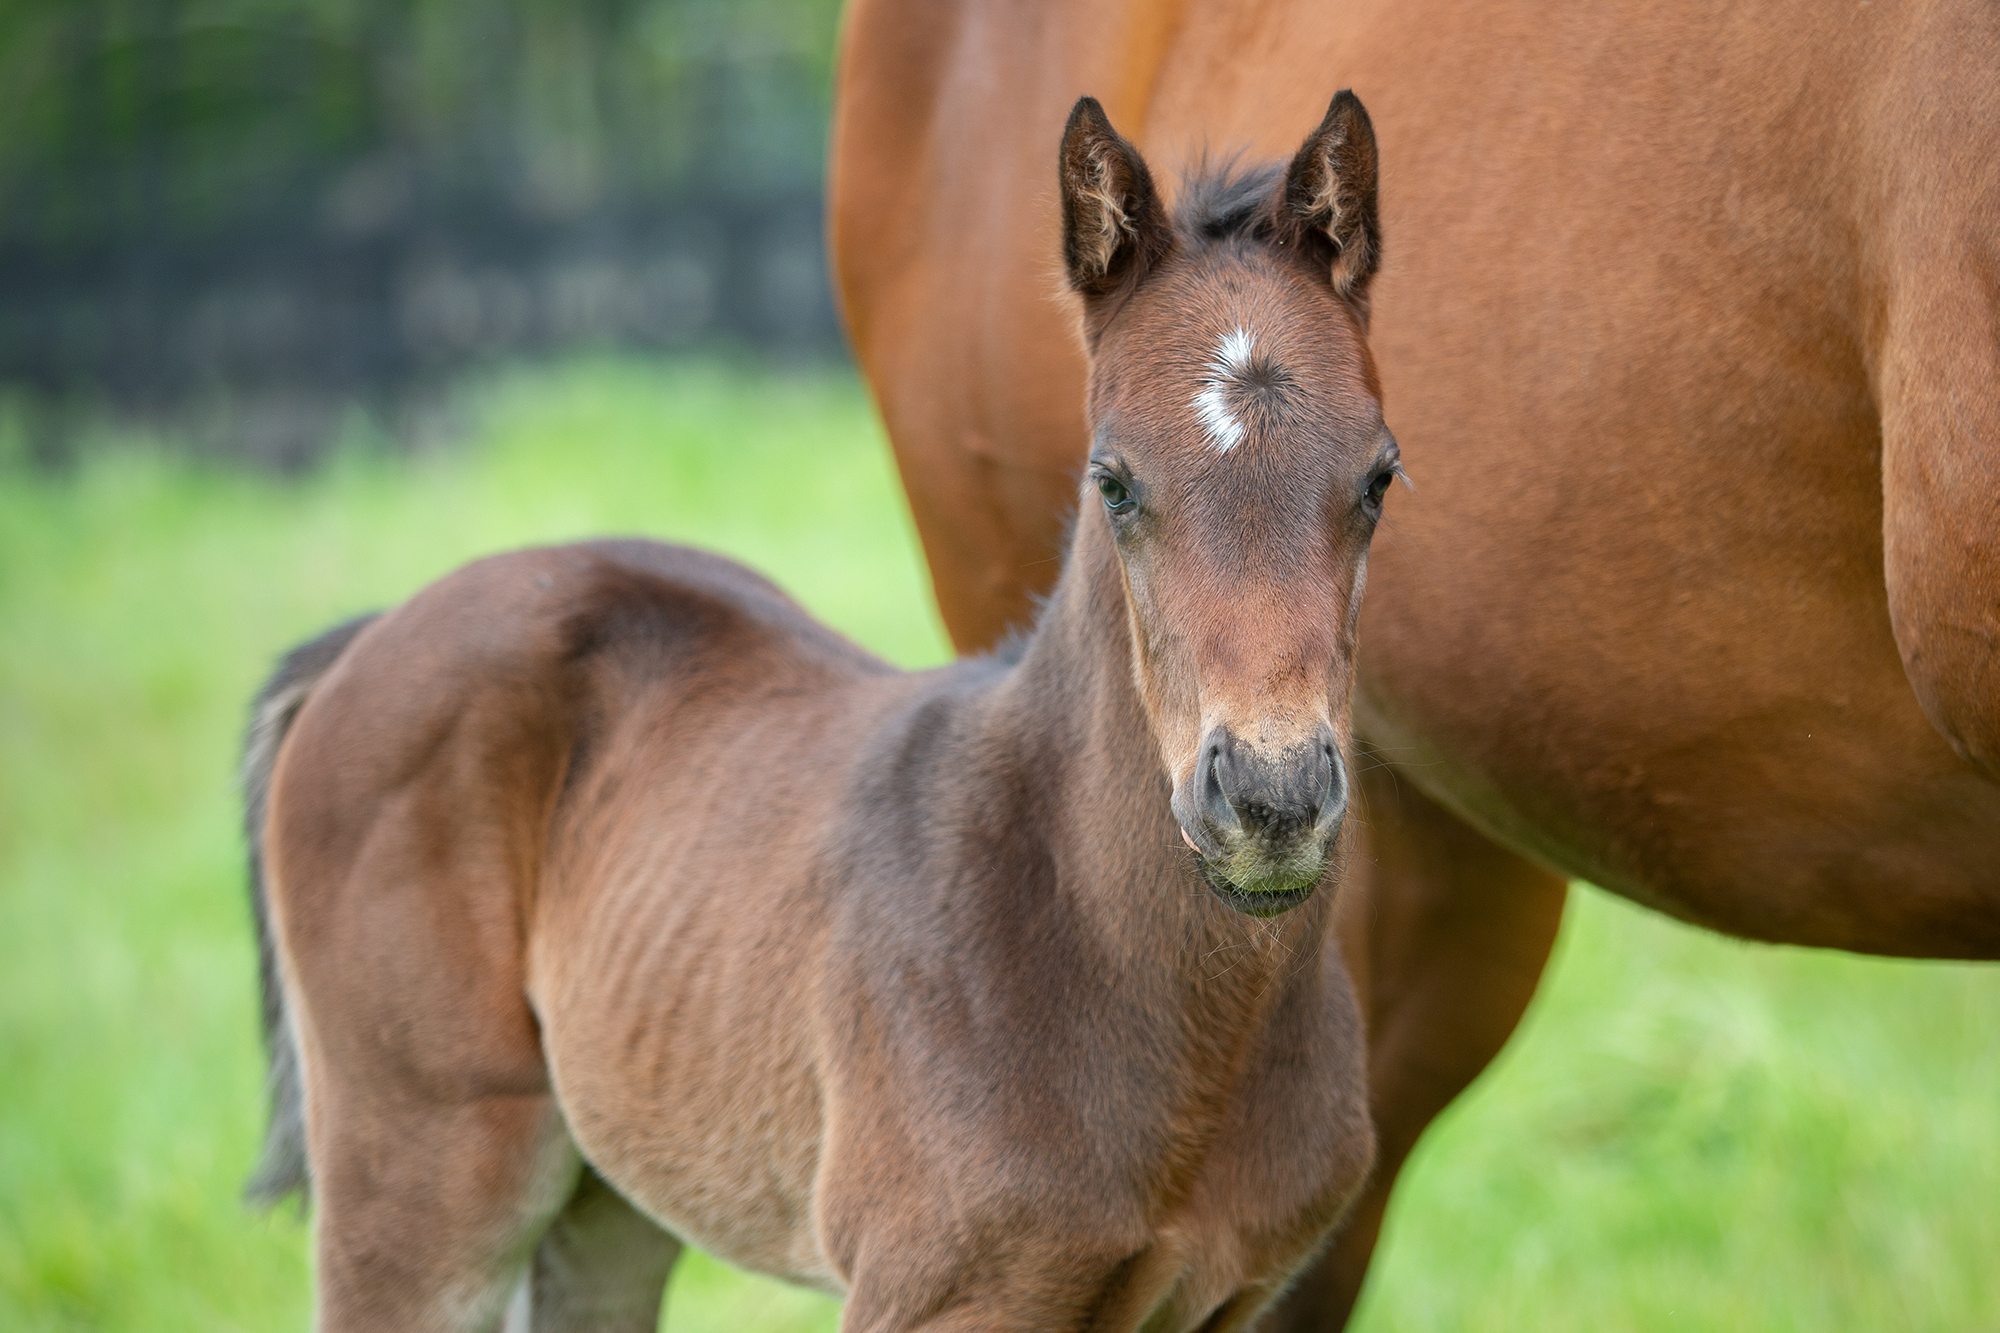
[1059,97,1173,301]
[1280,90,1381,310]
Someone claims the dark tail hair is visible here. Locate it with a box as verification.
[242,614,378,1208]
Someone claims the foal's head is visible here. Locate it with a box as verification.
[1058,92,1398,917]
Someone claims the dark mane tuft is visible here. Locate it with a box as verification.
[1173,156,1285,243]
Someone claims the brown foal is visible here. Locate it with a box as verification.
[247,95,1400,1331]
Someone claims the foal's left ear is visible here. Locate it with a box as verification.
[1059,96,1173,303]
[1280,90,1382,311]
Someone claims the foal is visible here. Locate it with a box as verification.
[248,92,1399,1332]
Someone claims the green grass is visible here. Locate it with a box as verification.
[1,355,1995,1331]
[1354,899,1999,1332]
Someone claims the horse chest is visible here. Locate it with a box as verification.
[812,983,1370,1329]
[1136,1073,1373,1297]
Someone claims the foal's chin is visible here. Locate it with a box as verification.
[1198,851,1330,918]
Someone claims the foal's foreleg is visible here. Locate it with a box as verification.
[1261,769,1567,1329]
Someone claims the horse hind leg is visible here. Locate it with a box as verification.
[264,656,589,1326]
[305,1008,661,1333]
[503,1168,683,1333]
[1264,764,1568,1329]
[307,1085,581,1332]
[289,884,587,1333]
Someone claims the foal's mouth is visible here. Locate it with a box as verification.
[1181,827,1326,917]
[1202,870,1322,917]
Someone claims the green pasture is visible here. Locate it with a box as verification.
[1,356,1994,1331]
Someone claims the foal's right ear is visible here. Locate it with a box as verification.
[1059,97,1173,302]
[1280,90,1382,312]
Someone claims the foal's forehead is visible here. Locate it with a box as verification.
[1099,253,1380,464]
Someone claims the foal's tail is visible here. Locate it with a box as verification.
[241,614,378,1208]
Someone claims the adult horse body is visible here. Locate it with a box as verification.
[250,100,1402,1330]
[830,0,2000,1323]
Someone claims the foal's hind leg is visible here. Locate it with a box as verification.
[1262,768,1568,1330]
[307,1077,581,1331]
[273,754,584,1326]
[503,1168,683,1332]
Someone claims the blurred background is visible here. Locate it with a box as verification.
[0,0,842,467]
[3,3,1999,1331]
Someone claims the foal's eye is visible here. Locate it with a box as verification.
[1097,474,1136,514]
[1363,470,1395,511]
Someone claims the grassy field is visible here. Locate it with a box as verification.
[1,356,1994,1331]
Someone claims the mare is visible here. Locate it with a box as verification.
[246,96,1403,1331]
[828,0,2000,1324]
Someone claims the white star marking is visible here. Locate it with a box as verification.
[1193,326,1257,452]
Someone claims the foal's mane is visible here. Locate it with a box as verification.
[1172,155,1287,246]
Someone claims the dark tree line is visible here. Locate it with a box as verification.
[0,0,845,464]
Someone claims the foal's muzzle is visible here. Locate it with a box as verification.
[1173,724,1348,915]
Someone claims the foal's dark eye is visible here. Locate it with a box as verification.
[1364,470,1395,511]
[1097,474,1136,514]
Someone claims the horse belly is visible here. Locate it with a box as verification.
[530,788,844,1287]
[1324,5,2000,951]
[1132,2,2000,948]
[539,914,836,1284]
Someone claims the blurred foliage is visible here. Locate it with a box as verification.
[0,1,848,462]
[0,0,840,247]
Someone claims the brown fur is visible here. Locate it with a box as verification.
[828,0,2000,1324]
[252,105,1402,1330]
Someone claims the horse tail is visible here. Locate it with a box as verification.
[241,613,378,1209]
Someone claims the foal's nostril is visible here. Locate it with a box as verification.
[1201,726,1346,844]
[1315,741,1349,832]
[1197,737,1240,837]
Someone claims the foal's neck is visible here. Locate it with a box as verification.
[979,520,1335,1000]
